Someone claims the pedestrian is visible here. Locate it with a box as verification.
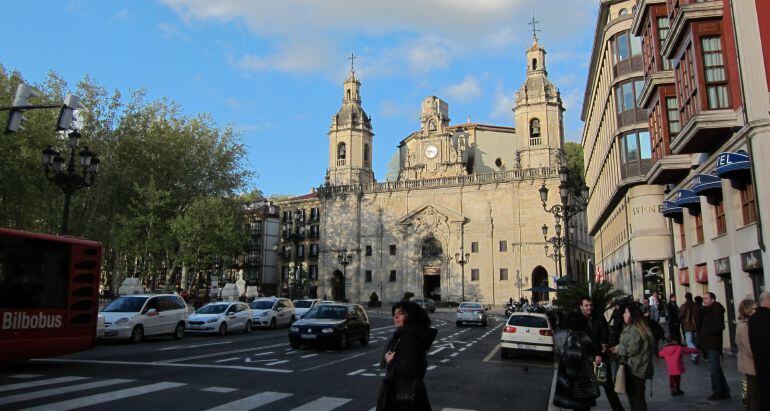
[642,301,664,356]
[748,291,770,410]
[736,298,759,410]
[679,292,700,364]
[377,300,437,411]
[699,292,731,400]
[658,335,700,396]
[611,303,653,411]
[553,311,601,410]
[579,296,624,411]
[649,291,660,323]
[665,294,681,344]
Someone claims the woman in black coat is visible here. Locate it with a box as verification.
[377,300,438,411]
[553,311,601,410]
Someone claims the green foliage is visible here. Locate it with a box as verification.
[555,281,626,315]
[369,292,379,303]
[564,142,585,189]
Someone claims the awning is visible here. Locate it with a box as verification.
[715,151,750,180]
[694,264,708,283]
[691,173,722,197]
[678,268,690,285]
[662,200,683,218]
[674,189,701,209]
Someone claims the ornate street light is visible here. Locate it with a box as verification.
[42,131,99,235]
[337,252,353,301]
[454,249,470,302]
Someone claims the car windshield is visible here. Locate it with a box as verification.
[102,296,148,313]
[250,300,275,310]
[508,315,548,328]
[460,303,482,309]
[294,300,315,308]
[302,306,347,320]
[196,304,228,314]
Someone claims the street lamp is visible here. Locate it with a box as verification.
[274,209,310,299]
[454,249,470,302]
[337,251,353,301]
[42,131,100,235]
[539,164,588,280]
[542,223,565,277]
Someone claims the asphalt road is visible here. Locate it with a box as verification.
[0,309,555,410]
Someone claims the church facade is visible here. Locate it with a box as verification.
[294,38,587,306]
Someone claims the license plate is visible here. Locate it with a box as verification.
[188,325,202,330]
[300,334,317,339]
[516,344,535,350]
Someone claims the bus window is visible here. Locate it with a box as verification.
[0,238,70,309]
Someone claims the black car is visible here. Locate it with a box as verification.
[288,304,370,349]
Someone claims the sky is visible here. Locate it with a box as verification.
[2,0,598,197]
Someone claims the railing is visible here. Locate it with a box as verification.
[318,166,560,196]
[336,159,346,166]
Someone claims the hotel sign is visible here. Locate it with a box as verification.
[741,250,762,271]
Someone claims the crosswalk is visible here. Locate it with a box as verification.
[0,374,476,411]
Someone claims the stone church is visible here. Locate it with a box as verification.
[307,37,576,306]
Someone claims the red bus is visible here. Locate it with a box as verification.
[0,228,102,362]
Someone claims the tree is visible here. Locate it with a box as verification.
[563,142,585,189]
[554,281,625,315]
[385,151,400,181]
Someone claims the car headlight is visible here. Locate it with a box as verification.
[321,327,334,333]
[115,318,129,325]
[290,326,299,332]
[261,312,270,317]
[207,318,218,323]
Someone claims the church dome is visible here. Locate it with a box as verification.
[335,102,371,128]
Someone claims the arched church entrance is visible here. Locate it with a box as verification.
[332,270,345,302]
[421,235,443,300]
[531,266,549,303]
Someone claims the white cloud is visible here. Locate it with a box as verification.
[491,86,515,121]
[442,75,483,103]
[561,87,583,113]
[232,38,337,74]
[158,22,190,40]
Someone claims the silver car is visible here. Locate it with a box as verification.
[413,298,436,313]
[456,302,487,326]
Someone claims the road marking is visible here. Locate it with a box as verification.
[18,381,185,411]
[0,376,88,393]
[459,347,466,352]
[32,359,293,373]
[361,373,377,376]
[201,387,238,393]
[441,359,450,363]
[427,365,437,371]
[158,341,233,351]
[290,396,351,411]
[442,408,477,411]
[0,379,132,406]
[9,374,42,379]
[204,391,292,411]
[428,347,446,356]
[215,358,239,363]
[371,362,380,367]
[347,369,366,376]
[266,360,289,366]
[300,350,372,372]
[300,353,318,358]
[450,353,459,357]
[154,342,287,363]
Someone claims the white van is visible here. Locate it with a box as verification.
[101,294,188,343]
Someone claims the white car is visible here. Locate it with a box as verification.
[500,312,554,359]
[101,294,188,343]
[293,299,322,318]
[96,313,105,340]
[250,297,296,328]
[186,302,253,335]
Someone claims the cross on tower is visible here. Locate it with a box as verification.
[348,52,357,74]
[528,13,541,42]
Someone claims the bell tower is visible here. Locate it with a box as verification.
[327,54,375,186]
[513,19,565,170]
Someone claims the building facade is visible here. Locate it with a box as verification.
[275,193,322,299]
[241,199,280,297]
[310,37,589,306]
[631,0,770,350]
[582,0,673,300]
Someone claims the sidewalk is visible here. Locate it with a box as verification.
[549,330,744,411]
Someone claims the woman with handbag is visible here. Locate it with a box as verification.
[377,300,438,411]
[553,311,601,410]
[611,303,654,411]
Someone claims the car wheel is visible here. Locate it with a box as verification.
[130,325,144,343]
[172,322,185,340]
[360,331,370,346]
[219,323,228,336]
[244,320,252,334]
[456,321,462,327]
[290,339,300,349]
[481,319,488,327]
[501,348,510,359]
[289,316,296,325]
[338,334,348,350]
[269,318,277,329]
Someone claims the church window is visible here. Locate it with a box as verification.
[429,120,437,131]
[352,113,358,124]
[530,118,541,146]
[471,269,479,282]
[347,89,351,100]
[337,142,346,160]
[389,270,397,282]
[389,244,397,255]
[499,241,507,252]
[364,144,369,166]
[471,242,479,253]
[618,8,628,17]
[365,270,372,283]
[499,268,509,281]
[365,245,372,256]
[495,158,503,168]
[532,58,538,70]
[421,236,443,258]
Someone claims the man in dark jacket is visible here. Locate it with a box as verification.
[580,297,624,411]
[699,292,730,400]
[666,293,681,343]
[749,291,770,410]
[679,292,700,363]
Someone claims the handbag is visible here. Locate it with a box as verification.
[572,358,601,400]
[594,362,608,385]
[614,364,627,394]
[393,378,418,404]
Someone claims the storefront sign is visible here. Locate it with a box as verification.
[694,264,708,283]
[678,268,690,285]
[741,250,762,271]
[714,257,730,276]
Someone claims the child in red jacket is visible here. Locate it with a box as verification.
[658,335,701,396]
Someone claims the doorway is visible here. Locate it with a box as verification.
[332,270,345,302]
[720,274,737,351]
[423,266,441,300]
[531,266,548,303]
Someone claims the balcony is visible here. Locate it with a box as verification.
[670,109,744,154]
[662,0,723,59]
[638,72,675,109]
[645,153,693,185]
[631,0,667,36]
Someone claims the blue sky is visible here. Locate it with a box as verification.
[2,0,597,196]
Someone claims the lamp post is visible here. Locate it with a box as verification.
[454,249,470,302]
[42,131,99,235]
[274,209,309,299]
[337,251,353,302]
[542,223,565,277]
[539,165,588,281]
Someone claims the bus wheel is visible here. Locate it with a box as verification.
[172,322,185,340]
[130,325,144,343]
